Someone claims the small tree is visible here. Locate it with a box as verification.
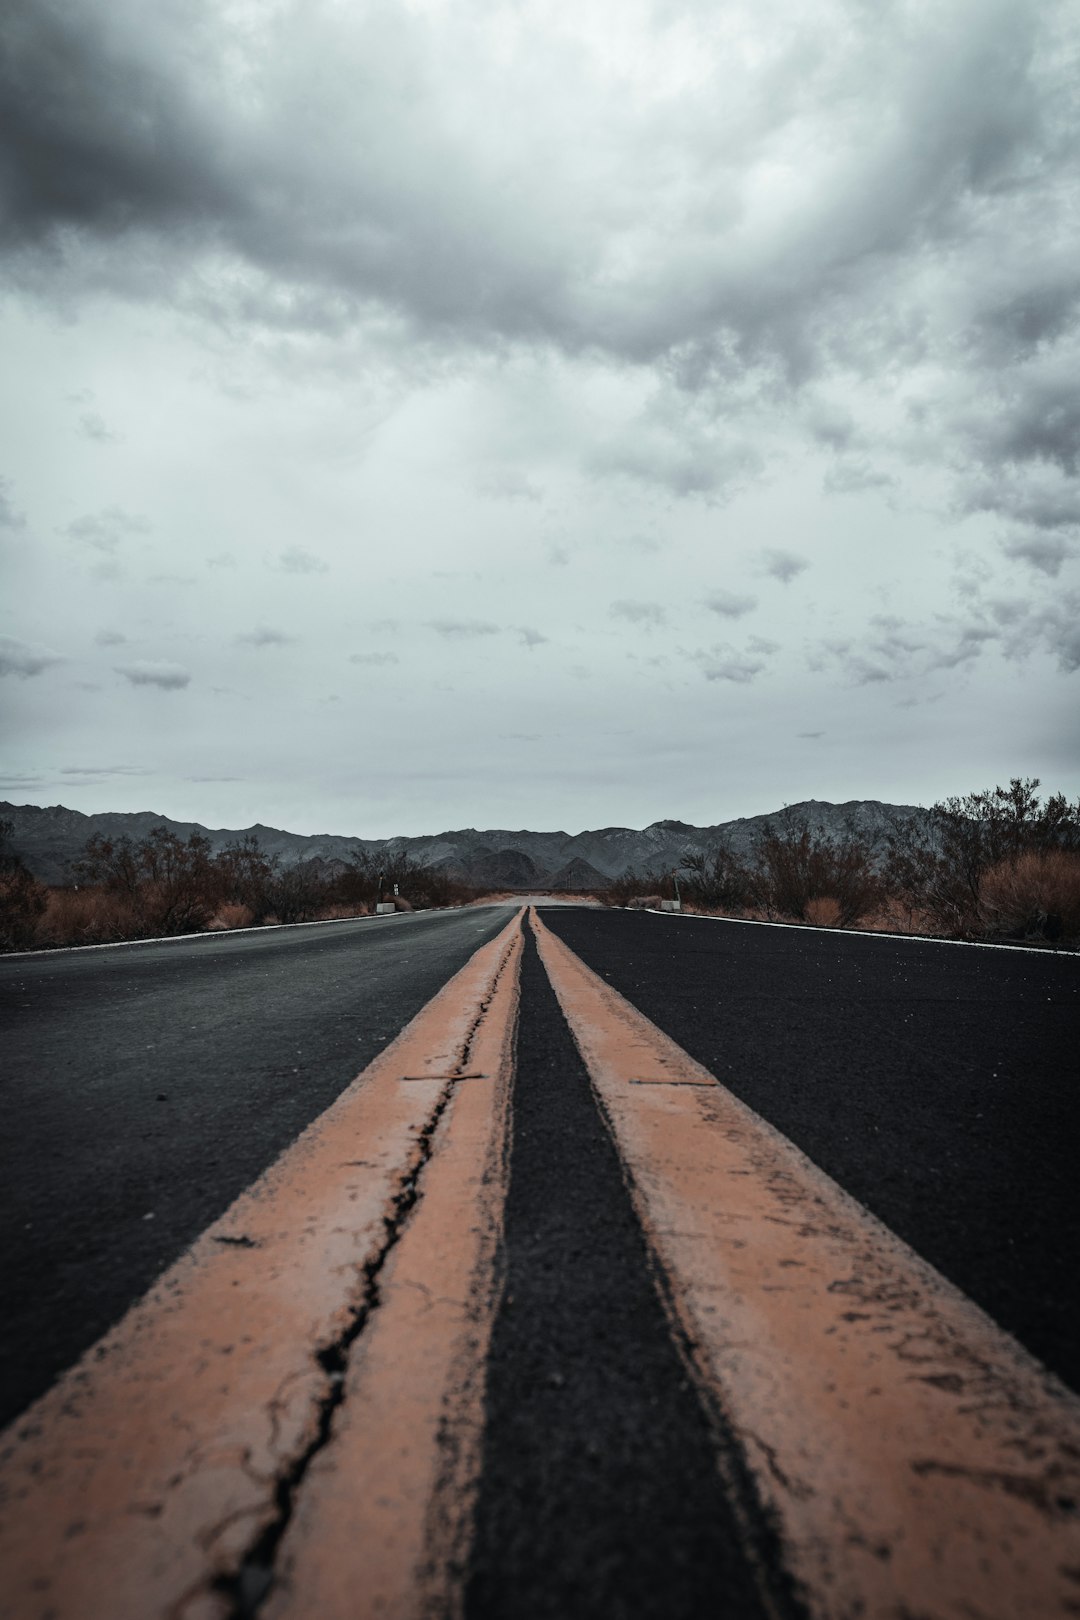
[75,833,143,902]
[681,845,751,911]
[216,836,279,919]
[750,809,881,926]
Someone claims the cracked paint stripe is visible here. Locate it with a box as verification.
[531,908,1080,1620]
[255,914,521,1620]
[0,910,524,1620]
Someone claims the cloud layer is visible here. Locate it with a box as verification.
[1,0,1077,830]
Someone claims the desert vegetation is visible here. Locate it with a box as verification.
[604,779,1080,948]
[0,822,483,951]
[3,779,1078,951]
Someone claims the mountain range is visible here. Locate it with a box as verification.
[1,799,926,889]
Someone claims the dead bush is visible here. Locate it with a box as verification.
[978,850,1080,943]
[803,896,844,928]
[681,847,752,910]
[34,887,138,946]
[750,811,881,926]
[207,903,255,931]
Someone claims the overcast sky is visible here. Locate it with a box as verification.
[2,0,1078,837]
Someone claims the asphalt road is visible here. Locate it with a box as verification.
[465,918,790,1620]
[540,908,1080,1393]
[0,906,509,1429]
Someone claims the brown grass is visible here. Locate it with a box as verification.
[35,888,138,946]
[207,903,256,931]
[979,850,1080,941]
[803,896,843,928]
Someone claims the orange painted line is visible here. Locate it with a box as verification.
[0,911,523,1620]
[531,909,1080,1620]
[262,916,521,1620]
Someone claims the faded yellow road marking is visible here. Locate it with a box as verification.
[0,912,523,1620]
[261,919,520,1620]
[532,908,1080,1620]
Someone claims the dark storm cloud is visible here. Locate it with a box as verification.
[115,660,191,689]
[967,371,1080,477]
[60,763,150,778]
[0,0,237,248]
[0,635,63,677]
[1001,534,1075,576]
[2,0,1078,790]
[275,546,328,575]
[970,275,1080,363]
[427,619,500,638]
[4,0,1066,383]
[78,411,119,443]
[758,549,809,585]
[704,590,757,620]
[814,579,1080,684]
[4,0,1073,547]
[964,470,1080,531]
[611,600,665,629]
[66,506,149,552]
[700,649,767,685]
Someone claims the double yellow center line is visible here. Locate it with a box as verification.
[2,907,1078,1620]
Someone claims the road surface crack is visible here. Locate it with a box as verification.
[212,934,516,1620]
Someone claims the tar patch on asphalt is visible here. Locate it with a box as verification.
[464,916,783,1620]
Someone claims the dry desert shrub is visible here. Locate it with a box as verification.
[802,896,844,928]
[978,850,1080,942]
[35,887,137,946]
[207,902,255,931]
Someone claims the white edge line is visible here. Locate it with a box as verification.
[632,906,1075,957]
[0,898,546,962]
[2,907,444,960]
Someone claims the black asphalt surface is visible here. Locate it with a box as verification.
[465,918,791,1620]
[0,906,509,1429]
[541,907,1080,1393]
